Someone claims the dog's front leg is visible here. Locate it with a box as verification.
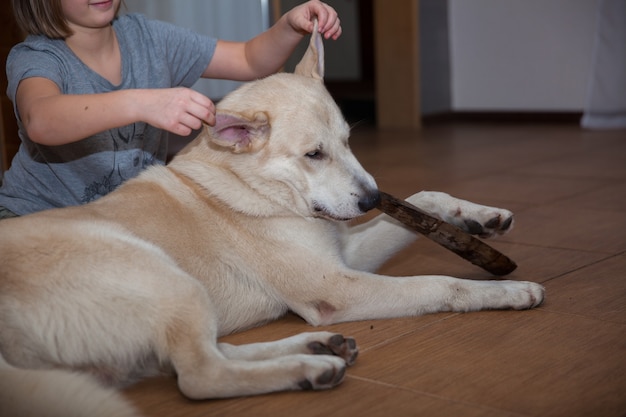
[290,272,544,326]
[341,215,418,272]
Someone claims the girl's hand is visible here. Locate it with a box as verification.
[141,87,216,136]
[285,0,342,40]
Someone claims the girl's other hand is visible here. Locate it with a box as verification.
[285,0,342,40]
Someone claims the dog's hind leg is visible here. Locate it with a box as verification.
[167,305,350,398]
[156,278,350,398]
[217,332,358,365]
[341,215,418,272]
[176,353,348,398]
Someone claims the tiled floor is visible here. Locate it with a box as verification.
[124,122,626,417]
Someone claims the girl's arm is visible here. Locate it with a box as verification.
[16,77,215,145]
[203,0,341,81]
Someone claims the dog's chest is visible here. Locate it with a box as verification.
[188,217,342,334]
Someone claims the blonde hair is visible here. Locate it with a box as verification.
[11,0,125,39]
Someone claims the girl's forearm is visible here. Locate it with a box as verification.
[22,84,212,143]
[24,89,144,146]
[243,15,305,78]
[204,17,304,82]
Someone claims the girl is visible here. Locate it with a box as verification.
[0,0,341,218]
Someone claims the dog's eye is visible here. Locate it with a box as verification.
[305,150,324,160]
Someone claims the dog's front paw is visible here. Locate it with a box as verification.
[307,333,358,366]
[501,280,545,310]
[463,210,513,238]
[451,205,514,238]
[297,356,347,390]
[405,192,514,239]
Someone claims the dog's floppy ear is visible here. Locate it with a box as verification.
[209,112,270,153]
[294,18,324,80]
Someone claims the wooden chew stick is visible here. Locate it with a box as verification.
[376,191,517,276]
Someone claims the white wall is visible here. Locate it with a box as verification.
[449,0,600,111]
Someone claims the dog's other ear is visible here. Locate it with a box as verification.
[209,112,270,153]
[294,18,324,80]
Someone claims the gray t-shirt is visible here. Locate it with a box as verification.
[0,13,217,215]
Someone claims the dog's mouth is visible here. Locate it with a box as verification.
[312,202,355,222]
[311,190,380,222]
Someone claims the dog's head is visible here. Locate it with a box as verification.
[205,20,379,221]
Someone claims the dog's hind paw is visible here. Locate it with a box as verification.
[297,356,347,390]
[307,333,358,366]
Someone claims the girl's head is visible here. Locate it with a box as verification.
[11,0,125,39]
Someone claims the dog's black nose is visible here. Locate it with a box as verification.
[358,190,381,213]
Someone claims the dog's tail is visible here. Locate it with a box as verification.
[0,355,143,417]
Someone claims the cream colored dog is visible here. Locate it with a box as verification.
[0,23,544,416]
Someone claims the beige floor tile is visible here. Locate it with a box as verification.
[558,181,626,212]
[511,146,626,181]
[541,253,626,323]
[440,174,606,207]
[351,311,626,417]
[500,204,626,254]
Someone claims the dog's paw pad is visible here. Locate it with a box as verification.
[480,215,512,237]
[458,210,514,238]
[463,219,485,235]
[297,357,347,390]
[307,334,358,366]
[501,216,514,231]
[501,281,545,310]
[298,379,314,390]
[307,341,334,355]
[484,214,513,232]
[316,366,346,386]
[517,282,545,309]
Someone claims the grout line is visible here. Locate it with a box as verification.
[539,251,626,284]
[346,374,532,417]
[533,307,626,326]
[497,239,618,257]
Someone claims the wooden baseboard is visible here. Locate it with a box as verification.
[423,111,583,125]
